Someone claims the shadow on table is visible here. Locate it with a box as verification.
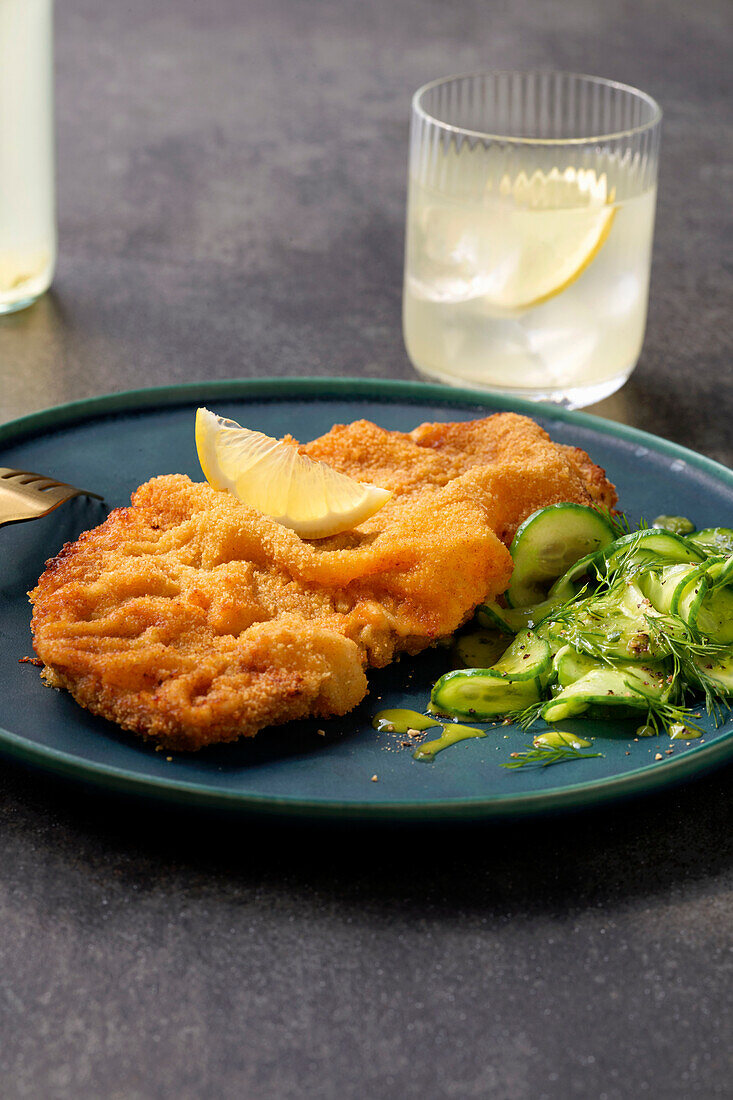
[2,751,732,919]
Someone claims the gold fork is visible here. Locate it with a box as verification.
[0,467,104,529]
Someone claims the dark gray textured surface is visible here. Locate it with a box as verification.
[0,1,731,1097]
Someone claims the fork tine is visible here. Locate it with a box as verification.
[0,469,43,482]
[41,481,104,502]
[0,467,104,501]
[0,467,105,530]
[0,468,60,485]
[22,477,61,490]
[34,484,79,503]
[31,484,105,507]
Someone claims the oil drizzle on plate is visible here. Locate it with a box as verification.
[372,709,486,762]
[372,709,440,734]
[669,725,702,740]
[533,730,591,750]
[412,723,486,762]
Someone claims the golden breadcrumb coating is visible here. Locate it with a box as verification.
[30,413,616,750]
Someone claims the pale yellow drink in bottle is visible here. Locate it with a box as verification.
[0,0,55,313]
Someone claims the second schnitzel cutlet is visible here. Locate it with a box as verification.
[29,413,616,751]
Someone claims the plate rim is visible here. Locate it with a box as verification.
[2,376,732,489]
[1,375,731,821]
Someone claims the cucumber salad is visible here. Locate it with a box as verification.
[430,505,733,769]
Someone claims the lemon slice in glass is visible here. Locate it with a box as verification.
[483,166,616,314]
[195,407,392,539]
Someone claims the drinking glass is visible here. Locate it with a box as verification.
[0,0,55,314]
[403,72,661,407]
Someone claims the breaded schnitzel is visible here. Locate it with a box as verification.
[30,413,616,751]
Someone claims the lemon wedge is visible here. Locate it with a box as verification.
[483,166,616,314]
[195,407,392,539]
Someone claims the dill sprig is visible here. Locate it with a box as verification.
[480,515,731,772]
[503,700,546,730]
[502,743,604,769]
[625,683,705,737]
[548,621,618,665]
[642,613,732,726]
[600,509,649,540]
[602,535,654,586]
[601,509,632,539]
[545,585,631,665]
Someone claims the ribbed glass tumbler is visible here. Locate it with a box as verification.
[403,72,661,407]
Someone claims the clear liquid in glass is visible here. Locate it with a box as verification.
[403,145,657,407]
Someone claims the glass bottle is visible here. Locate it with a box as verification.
[0,0,55,314]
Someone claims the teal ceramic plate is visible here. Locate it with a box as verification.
[1,378,731,821]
